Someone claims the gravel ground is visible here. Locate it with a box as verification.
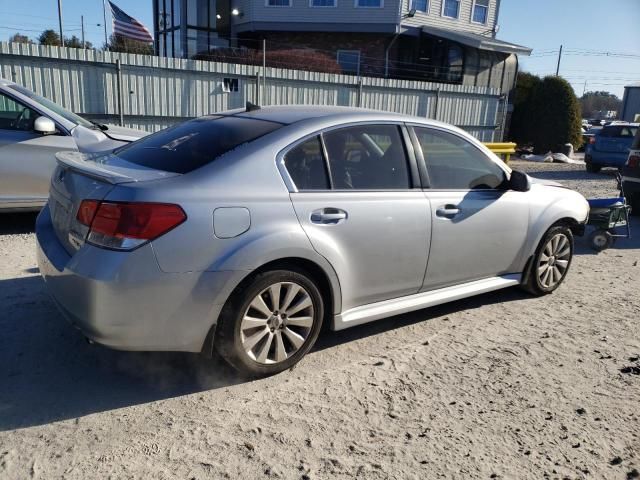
[0,161,638,480]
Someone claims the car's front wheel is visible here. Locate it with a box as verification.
[522,225,574,295]
[215,269,324,376]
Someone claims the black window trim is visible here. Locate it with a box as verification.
[407,123,511,192]
[277,120,423,193]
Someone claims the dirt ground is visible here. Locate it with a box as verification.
[0,161,638,480]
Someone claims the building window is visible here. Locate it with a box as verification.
[337,50,360,75]
[472,0,489,23]
[266,0,291,6]
[442,0,460,18]
[310,0,336,6]
[412,0,428,12]
[355,0,383,8]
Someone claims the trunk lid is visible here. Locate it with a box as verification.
[50,151,180,255]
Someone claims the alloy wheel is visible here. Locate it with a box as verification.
[240,282,315,365]
[537,233,571,289]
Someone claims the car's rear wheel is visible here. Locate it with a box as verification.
[585,162,601,173]
[215,269,324,376]
[522,225,574,296]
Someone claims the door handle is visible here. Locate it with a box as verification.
[311,208,348,225]
[436,205,461,218]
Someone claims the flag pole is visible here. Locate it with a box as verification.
[103,0,109,49]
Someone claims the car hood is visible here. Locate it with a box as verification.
[71,124,148,153]
[528,176,564,188]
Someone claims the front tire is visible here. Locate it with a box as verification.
[522,225,574,296]
[214,269,324,377]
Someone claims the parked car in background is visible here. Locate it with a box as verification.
[621,127,640,215]
[585,122,639,173]
[578,126,602,152]
[0,78,147,212]
[36,106,590,376]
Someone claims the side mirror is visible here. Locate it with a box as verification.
[34,116,56,135]
[509,169,531,192]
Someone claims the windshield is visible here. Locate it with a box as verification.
[112,115,284,174]
[8,84,94,128]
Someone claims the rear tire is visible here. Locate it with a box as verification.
[522,225,574,296]
[214,269,324,377]
[585,162,601,173]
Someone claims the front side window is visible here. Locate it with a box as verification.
[113,116,283,174]
[442,0,460,18]
[284,136,330,190]
[323,124,410,190]
[8,84,92,128]
[412,0,428,12]
[356,0,382,7]
[0,92,40,131]
[414,127,505,190]
[266,0,291,6]
[337,50,360,75]
[472,0,489,23]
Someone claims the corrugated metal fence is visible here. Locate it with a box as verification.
[0,42,505,140]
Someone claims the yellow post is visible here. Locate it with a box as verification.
[483,142,516,164]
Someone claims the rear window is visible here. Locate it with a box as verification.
[113,116,283,174]
[600,125,638,138]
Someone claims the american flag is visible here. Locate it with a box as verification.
[109,1,153,43]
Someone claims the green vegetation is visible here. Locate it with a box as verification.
[509,73,583,153]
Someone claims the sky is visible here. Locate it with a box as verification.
[0,0,639,98]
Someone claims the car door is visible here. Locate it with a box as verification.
[283,123,431,312]
[0,91,76,206]
[411,125,530,291]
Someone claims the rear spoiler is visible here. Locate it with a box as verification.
[55,151,180,185]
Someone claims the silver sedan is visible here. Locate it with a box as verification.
[0,78,146,211]
[36,106,589,376]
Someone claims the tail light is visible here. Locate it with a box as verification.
[76,200,186,250]
[589,137,596,144]
[627,154,640,168]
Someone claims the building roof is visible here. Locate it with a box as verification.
[421,26,532,56]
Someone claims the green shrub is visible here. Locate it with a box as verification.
[508,72,542,147]
[509,73,583,153]
[530,76,583,153]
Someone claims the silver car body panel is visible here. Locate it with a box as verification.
[0,79,146,210]
[36,106,590,352]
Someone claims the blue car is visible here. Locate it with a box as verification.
[585,123,639,173]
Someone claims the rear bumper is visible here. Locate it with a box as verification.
[585,149,628,167]
[36,204,246,352]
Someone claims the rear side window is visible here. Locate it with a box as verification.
[323,124,410,190]
[114,116,283,174]
[284,136,330,190]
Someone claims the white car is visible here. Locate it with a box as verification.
[0,78,147,211]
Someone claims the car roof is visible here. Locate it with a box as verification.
[204,104,456,131]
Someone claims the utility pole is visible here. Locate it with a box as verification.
[582,80,587,96]
[81,15,85,48]
[555,44,563,76]
[57,0,64,46]
[102,0,109,50]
